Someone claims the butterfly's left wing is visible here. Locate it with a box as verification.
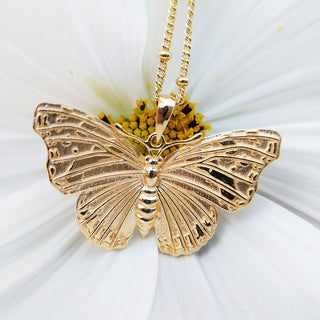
[33,103,145,249]
[155,129,281,256]
[76,180,141,248]
[33,103,145,194]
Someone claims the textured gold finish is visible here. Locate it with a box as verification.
[155,95,176,142]
[154,0,195,105]
[176,0,195,105]
[176,76,190,87]
[154,0,178,101]
[33,103,281,256]
[158,50,172,61]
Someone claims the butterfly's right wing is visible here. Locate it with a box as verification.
[155,129,281,256]
[155,181,218,256]
[33,103,145,249]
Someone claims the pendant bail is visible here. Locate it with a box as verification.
[155,95,176,142]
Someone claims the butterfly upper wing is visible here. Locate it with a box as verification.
[155,129,281,256]
[33,103,145,194]
[33,103,144,249]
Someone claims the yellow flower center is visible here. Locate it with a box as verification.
[98,96,212,157]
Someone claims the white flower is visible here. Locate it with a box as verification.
[1,0,320,319]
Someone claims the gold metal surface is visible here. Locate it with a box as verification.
[33,103,281,256]
[155,95,176,142]
[154,0,195,105]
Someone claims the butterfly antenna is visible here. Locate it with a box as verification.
[115,123,152,149]
[115,123,203,157]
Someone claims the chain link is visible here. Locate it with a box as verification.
[154,0,195,105]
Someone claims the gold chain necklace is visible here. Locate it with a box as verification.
[155,0,195,141]
[155,0,194,104]
[33,0,281,256]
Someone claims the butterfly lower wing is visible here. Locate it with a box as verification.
[76,179,143,249]
[155,181,218,256]
[33,103,145,194]
[161,129,281,213]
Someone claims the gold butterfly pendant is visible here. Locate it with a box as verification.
[33,103,281,256]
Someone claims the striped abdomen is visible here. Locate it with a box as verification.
[136,186,158,237]
[136,156,161,237]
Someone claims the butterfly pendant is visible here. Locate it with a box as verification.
[33,103,281,256]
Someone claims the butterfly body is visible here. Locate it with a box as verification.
[136,156,162,237]
[33,103,281,256]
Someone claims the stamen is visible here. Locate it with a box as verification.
[98,96,212,157]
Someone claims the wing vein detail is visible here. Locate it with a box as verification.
[161,173,237,208]
[158,185,197,246]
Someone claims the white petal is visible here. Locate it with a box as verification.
[259,122,320,223]
[1,0,320,319]
[2,236,158,319]
[0,179,158,319]
[0,0,148,119]
[190,1,320,129]
[151,195,320,319]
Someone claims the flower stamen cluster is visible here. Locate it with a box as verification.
[99,96,212,156]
